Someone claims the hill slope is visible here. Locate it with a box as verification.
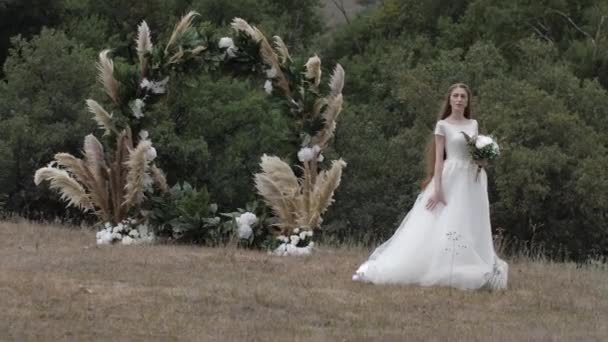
[0,221,606,340]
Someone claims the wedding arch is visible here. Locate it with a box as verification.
[34,11,346,252]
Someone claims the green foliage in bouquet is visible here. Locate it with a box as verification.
[461,132,500,163]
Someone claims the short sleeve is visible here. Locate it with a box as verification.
[473,119,479,135]
[434,121,445,136]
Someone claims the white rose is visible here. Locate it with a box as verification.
[290,235,300,246]
[294,228,300,234]
[145,147,157,161]
[122,236,134,245]
[299,232,307,240]
[236,212,258,226]
[297,148,314,162]
[218,37,234,49]
[129,229,140,238]
[140,78,151,89]
[237,224,253,240]
[475,135,494,149]
[308,241,315,248]
[131,99,145,119]
[317,153,324,162]
[277,235,289,243]
[226,46,238,58]
[139,130,149,140]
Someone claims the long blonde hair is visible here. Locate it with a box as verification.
[421,83,473,188]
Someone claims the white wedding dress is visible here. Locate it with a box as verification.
[353,119,508,290]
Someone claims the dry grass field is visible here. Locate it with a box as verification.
[1,221,607,341]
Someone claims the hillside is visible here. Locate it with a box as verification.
[1,221,606,340]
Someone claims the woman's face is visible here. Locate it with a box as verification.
[449,87,468,112]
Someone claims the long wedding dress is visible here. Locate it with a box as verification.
[353,119,508,290]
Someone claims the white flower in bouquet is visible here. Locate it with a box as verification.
[299,231,308,240]
[128,229,140,238]
[294,227,300,234]
[297,147,315,162]
[475,135,494,149]
[461,132,501,182]
[308,241,315,248]
[317,153,324,162]
[111,232,123,240]
[277,235,289,243]
[264,80,273,94]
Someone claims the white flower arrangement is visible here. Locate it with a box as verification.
[145,146,157,161]
[272,229,314,256]
[96,218,155,245]
[131,98,145,118]
[297,147,314,162]
[235,212,258,240]
[218,37,238,58]
[140,77,169,94]
[461,132,500,181]
[218,37,234,49]
[297,145,324,163]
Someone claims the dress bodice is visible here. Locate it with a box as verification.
[434,119,478,162]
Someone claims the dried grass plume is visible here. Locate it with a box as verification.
[97,50,120,104]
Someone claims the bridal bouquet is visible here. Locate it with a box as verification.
[461,132,500,181]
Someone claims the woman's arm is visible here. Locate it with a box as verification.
[426,134,447,210]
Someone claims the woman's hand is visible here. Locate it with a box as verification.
[426,190,447,211]
[474,159,488,168]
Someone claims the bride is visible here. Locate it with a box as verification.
[353,83,508,290]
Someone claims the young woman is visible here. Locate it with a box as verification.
[352,83,508,290]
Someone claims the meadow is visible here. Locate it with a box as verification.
[1,221,606,341]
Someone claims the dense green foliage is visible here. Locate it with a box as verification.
[0,0,607,259]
